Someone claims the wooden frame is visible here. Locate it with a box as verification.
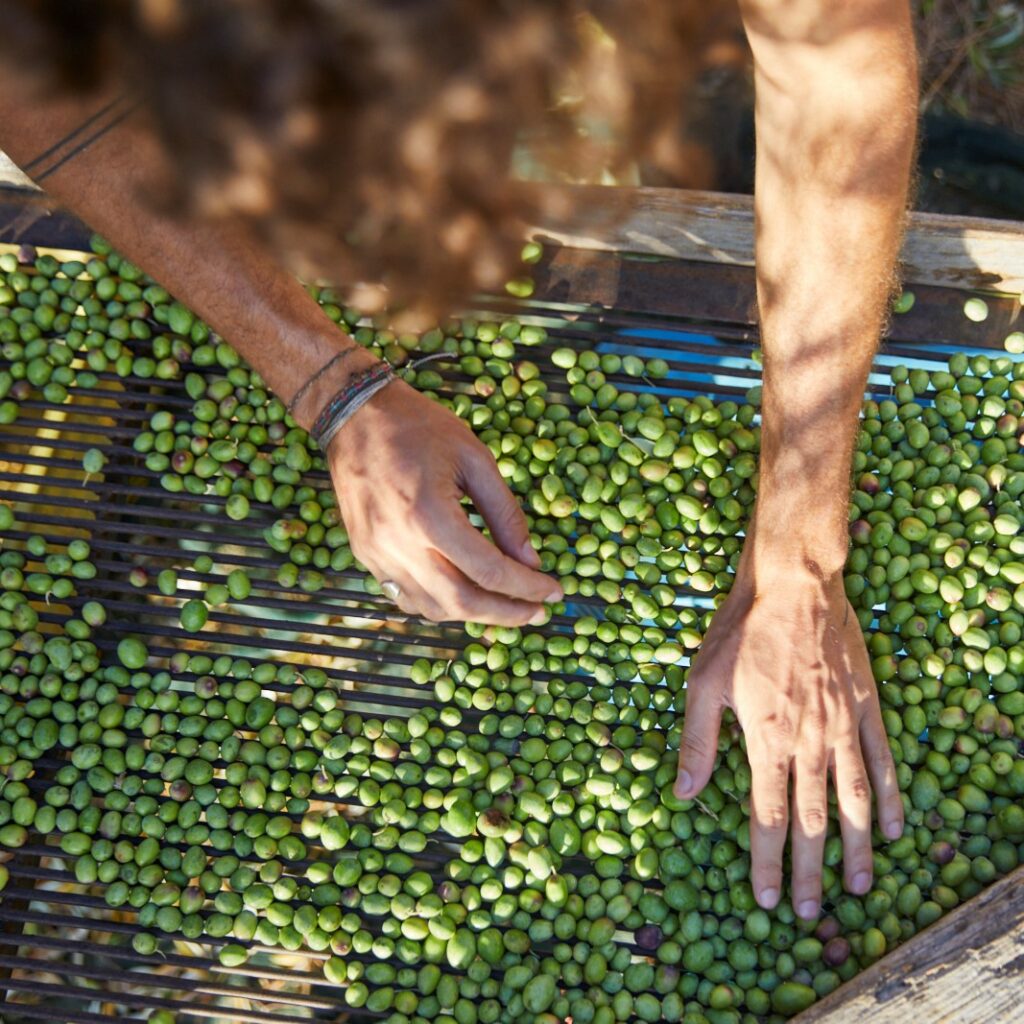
[794,864,1024,1023]
[528,185,1024,295]
[4,154,1024,295]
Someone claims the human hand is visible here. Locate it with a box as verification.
[327,379,562,625]
[675,562,903,919]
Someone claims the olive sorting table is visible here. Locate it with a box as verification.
[1,183,1023,1024]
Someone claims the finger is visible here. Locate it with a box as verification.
[790,754,828,919]
[359,550,442,622]
[427,499,561,605]
[860,705,904,840]
[833,740,874,895]
[421,549,546,627]
[377,571,447,623]
[749,749,790,911]
[674,676,724,799]
[461,445,543,569]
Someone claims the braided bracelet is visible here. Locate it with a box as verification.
[309,351,453,450]
[310,362,395,447]
[317,371,397,451]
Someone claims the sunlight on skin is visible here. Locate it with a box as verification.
[1,0,921,919]
[0,74,564,629]
[676,0,919,918]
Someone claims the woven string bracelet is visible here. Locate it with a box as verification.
[316,370,397,451]
[309,351,451,450]
[286,348,358,415]
[309,362,394,446]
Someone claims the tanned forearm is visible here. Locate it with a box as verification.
[677,2,916,919]
[0,79,374,430]
[740,0,918,581]
[0,75,559,625]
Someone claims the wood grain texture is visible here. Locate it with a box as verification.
[2,154,1022,293]
[528,185,1024,294]
[528,247,1022,351]
[793,864,1024,1023]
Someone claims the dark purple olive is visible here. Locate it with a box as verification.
[973,704,998,734]
[437,881,461,902]
[195,675,218,699]
[823,937,850,967]
[635,925,663,951]
[168,780,193,802]
[815,917,840,942]
[858,473,880,495]
[493,794,515,814]
[849,519,871,544]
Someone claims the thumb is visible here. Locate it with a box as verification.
[675,677,724,799]
[463,446,541,569]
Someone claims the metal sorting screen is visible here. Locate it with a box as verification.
[0,197,1022,1024]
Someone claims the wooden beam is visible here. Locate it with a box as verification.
[793,864,1024,1023]
[3,150,1023,294]
[528,186,1024,295]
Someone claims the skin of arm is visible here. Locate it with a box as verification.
[0,78,562,626]
[675,0,918,919]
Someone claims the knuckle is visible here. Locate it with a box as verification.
[845,772,872,803]
[680,732,710,762]
[472,560,506,593]
[800,751,829,778]
[756,803,789,832]
[763,713,796,746]
[803,707,828,734]
[798,805,828,835]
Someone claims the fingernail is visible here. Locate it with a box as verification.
[529,609,548,626]
[546,588,563,603]
[798,900,819,920]
[521,541,539,565]
[852,871,872,894]
[884,820,903,840]
[674,771,692,797]
[758,888,779,909]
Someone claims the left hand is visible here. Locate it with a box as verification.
[674,559,904,919]
[327,379,562,625]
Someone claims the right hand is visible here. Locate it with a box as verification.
[327,378,563,625]
[675,560,903,919]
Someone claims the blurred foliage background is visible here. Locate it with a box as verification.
[634,0,1024,218]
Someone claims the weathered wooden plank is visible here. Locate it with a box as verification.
[4,150,1024,294]
[529,185,1024,294]
[3,187,1020,351]
[530,247,1022,351]
[793,863,1024,1023]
